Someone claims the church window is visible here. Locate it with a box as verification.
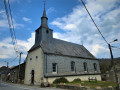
[93,63,97,71]
[52,63,57,73]
[46,30,49,34]
[71,61,75,72]
[83,62,88,71]
[36,56,38,59]
[30,58,32,60]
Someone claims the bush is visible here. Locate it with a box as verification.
[53,77,69,84]
[72,78,81,82]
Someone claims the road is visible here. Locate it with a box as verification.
[0,82,67,90]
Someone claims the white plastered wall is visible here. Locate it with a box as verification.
[45,75,101,84]
[24,47,44,85]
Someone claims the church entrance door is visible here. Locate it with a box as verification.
[31,70,34,84]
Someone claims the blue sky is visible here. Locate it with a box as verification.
[0,0,120,67]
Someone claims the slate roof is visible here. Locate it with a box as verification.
[0,68,10,74]
[29,38,95,59]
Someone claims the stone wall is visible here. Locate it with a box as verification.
[45,54,101,76]
[24,47,44,85]
[56,85,116,90]
[45,75,101,84]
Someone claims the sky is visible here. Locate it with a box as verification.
[0,0,120,67]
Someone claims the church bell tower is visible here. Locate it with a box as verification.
[34,1,53,45]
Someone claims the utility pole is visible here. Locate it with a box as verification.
[4,61,8,68]
[17,52,22,83]
[108,44,114,67]
[0,72,1,85]
[7,62,8,68]
[108,43,119,89]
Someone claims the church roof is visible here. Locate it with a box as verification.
[29,38,95,59]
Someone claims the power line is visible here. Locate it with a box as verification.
[0,56,18,63]
[80,0,108,44]
[4,0,16,51]
[8,0,20,53]
[4,0,20,55]
[10,56,19,63]
[111,46,120,49]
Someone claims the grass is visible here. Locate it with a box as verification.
[54,81,117,89]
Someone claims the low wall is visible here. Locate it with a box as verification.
[46,75,101,84]
[56,85,116,90]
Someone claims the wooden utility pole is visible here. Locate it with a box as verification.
[108,44,119,89]
[17,52,22,83]
[7,62,8,68]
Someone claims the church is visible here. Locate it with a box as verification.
[24,6,101,85]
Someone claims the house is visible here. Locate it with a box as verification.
[24,7,101,85]
[0,67,10,82]
[9,62,25,83]
[103,61,120,84]
[99,58,120,82]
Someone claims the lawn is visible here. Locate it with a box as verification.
[54,81,117,89]
[68,81,117,88]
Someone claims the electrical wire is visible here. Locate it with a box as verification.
[4,0,20,55]
[10,55,19,63]
[80,0,108,44]
[111,46,120,49]
[8,0,20,53]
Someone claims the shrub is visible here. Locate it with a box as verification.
[72,78,81,82]
[53,77,69,84]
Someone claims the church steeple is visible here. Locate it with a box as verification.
[43,8,47,17]
[34,0,53,44]
[41,0,48,28]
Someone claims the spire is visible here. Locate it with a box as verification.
[42,0,47,17]
[41,0,48,27]
[43,8,47,17]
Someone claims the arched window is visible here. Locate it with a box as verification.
[36,56,38,59]
[93,63,97,71]
[52,63,57,73]
[83,62,88,71]
[71,61,75,72]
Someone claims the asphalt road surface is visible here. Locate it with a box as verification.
[0,82,67,90]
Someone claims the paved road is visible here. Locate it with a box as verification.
[0,82,67,90]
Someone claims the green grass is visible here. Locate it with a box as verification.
[79,81,117,88]
[54,81,117,89]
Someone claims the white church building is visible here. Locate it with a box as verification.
[24,7,101,85]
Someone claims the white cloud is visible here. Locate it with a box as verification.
[91,44,109,56]
[0,20,8,28]
[22,17,32,23]
[0,32,35,67]
[0,19,24,29]
[52,0,120,58]
[0,10,24,29]
[0,32,35,60]
[47,7,56,15]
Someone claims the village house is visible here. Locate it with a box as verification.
[9,62,25,83]
[24,7,101,85]
[0,66,10,82]
[99,58,120,83]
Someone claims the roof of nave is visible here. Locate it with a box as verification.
[29,38,95,59]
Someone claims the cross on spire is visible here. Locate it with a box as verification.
[41,0,48,27]
[44,0,45,10]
